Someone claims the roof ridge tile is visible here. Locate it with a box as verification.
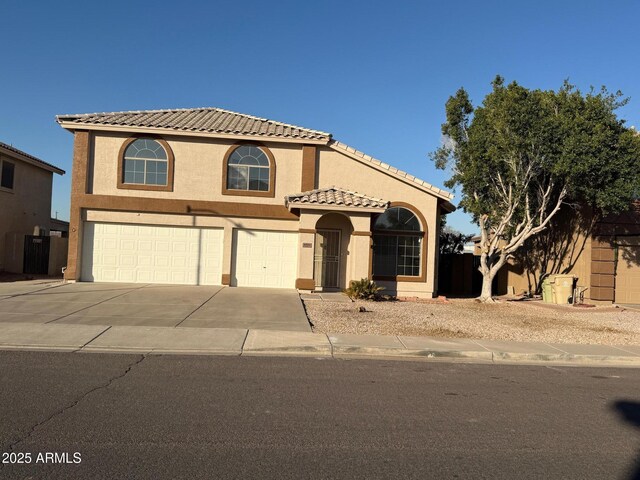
[328,140,454,201]
[56,107,332,140]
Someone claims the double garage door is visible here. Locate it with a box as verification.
[81,222,298,288]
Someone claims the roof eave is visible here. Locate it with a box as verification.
[439,199,456,214]
[56,121,331,145]
[0,144,65,175]
[287,203,387,214]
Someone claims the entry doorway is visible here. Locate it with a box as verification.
[314,229,341,289]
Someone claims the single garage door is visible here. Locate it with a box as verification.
[616,236,640,304]
[231,229,298,288]
[81,222,223,285]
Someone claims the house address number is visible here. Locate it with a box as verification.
[302,242,312,248]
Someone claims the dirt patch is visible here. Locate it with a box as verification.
[305,298,640,345]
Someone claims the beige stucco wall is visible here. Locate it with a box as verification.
[90,132,303,204]
[3,232,24,273]
[48,237,69,276]
[0,155,54,271]
[80,133,446,296]
[316,147,440,297]
[503,223,593,297]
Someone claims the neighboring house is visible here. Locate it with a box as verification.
[50,218,70,237]
[0,141,67,275]
[56,108,455,297]
[487,203,640,304]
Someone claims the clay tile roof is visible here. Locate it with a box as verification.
[56,107,332,141]
[285,187,389,210]
[55,107,454,202]
[0,141,64,175]
[328,140,454,201]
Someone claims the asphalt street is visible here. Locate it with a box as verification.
[1,351,639,479]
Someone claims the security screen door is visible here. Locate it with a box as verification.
[314,230,341,288]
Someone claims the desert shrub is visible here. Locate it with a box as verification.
[343,278,385,300]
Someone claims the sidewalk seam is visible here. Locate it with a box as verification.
[73,326,112,353]
[174,287,225,328]
[396,336,408,349]
[544,343,571,354]
[610,345,640,356]
[239,329,250,356]
[469,339,494,362]
[44,284,151,324]
[0,281,67,302]
[326,334,334,357]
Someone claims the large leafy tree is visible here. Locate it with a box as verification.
[432,76,640,301]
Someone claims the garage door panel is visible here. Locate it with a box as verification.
[232,229,298,288]
[82,222,223,285]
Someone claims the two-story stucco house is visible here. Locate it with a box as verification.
[0,141,66,274]
[56,108,454,297]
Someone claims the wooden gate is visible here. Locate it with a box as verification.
[23,235,50,274]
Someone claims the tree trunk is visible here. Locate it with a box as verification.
[478,269,496,302]
[477,253,506,302]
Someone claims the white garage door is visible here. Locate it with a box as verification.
[81,222,223,285]
[231,229,298,288]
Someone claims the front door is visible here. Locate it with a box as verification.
[314,229,341,288]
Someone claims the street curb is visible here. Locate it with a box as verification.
[81,346,242,356]
[394,348,494,361]
[0,321,638,367]
[2,343,640,366]
[241,347,332,357]
[491,351,640,365]
[0,344,78,352]
[241,330,332,357]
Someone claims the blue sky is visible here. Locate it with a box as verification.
[1,0,639,233]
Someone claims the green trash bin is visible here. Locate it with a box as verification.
[542,275,555,303]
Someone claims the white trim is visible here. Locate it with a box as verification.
[288,203,385,213]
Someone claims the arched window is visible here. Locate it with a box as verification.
[123,139,167,185]
[372,206,424,278]
[119,138,173,191]
[223,144,275,197]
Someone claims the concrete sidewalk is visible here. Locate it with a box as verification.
[0,322,639,366]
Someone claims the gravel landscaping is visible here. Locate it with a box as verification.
[304,298,640,345]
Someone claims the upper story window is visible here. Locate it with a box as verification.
[0,160,15,190]
[222,143,276,197]
[117,137,174,192]
[124,139,168,185]
[372,205,425,280]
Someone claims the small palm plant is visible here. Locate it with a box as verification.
[343,278,385,300]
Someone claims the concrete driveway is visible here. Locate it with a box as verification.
[0,282,311,332]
